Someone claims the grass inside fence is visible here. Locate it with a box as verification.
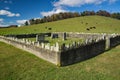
[25,37,84,46]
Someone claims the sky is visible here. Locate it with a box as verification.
[0,0,120,26]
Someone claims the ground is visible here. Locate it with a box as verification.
[0,16,120,80]
[27,37,84,45]
[0,42,120,80]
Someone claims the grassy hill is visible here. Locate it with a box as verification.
[0,16,120,35]
[0,42,120,80]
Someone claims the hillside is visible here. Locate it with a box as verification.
[0,16,120,35]
[0,15,120,80]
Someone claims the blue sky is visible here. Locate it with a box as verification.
[0,0,120,26]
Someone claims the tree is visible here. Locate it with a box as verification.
[29,19,35,25]
[96,10,110,17]
[111,13,120,19]
[24,21,29,26]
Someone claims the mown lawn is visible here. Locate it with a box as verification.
[26,37,84,45]
[0,16,120,35]
[0,42,120,80]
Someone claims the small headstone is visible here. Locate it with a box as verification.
[50,46,54,51]
[63,32,66,41]
[36,34,45,43]
[45,43,50,50]
[56,42,59,47]
[77,42,80,47]
[72,42,77,47]
[51,33,58,39]
[65,44,69,49]
[32,41,35,45]
[41,43,45,48]
[55,42,59,52]
[85,39,88,44]
[36,42,40,46]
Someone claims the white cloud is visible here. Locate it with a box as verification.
[0,18,9,27]
[16,20,27,25]
[0,24,9,27]
[16,13,20,17]
[0,18,4,23]
[41,0,117,17]
[0,10,20,17]
[41,8,67,16]
[54,0,117,7]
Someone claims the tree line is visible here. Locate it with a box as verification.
[25,10,120,26]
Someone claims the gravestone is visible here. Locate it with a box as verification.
[51,33,58,39]
[55,42,59,52]
[63,32,66,41]
[36,34,45,43]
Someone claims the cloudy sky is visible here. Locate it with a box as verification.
[0,0,120,26]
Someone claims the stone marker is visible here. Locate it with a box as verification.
[36,34,45,43]
[63,32,66,41]
[51,33,58,39]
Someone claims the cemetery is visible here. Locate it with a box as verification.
[0,32,120,66]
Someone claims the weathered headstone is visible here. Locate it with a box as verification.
[41,43,45,48]
[72,41,76,47]
[63,32,66,41]
[45,43,50,50]
[55,42,59,52]
[36,34,45,43]
[51,33,58,39]
[36,42,40,47]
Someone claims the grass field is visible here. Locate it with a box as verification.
[27,37,84,45]
[0,42,120,80]
[0,16,120,80]
[0,16,120,35]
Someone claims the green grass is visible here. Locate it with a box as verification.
[45,37,84,45]
[0,16,120,35]
[27,37,84,45]
[0,42,120,80]
[0,15,120,80]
